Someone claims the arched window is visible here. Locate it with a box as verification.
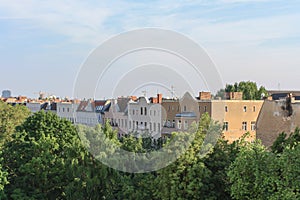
[144,107,147,115]
[141,107,143,115]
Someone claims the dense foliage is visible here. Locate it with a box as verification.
[215,81,268,100]
[0,101,30,145]
[0,107,299,199]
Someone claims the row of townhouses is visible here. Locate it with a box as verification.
[2,91,300,145]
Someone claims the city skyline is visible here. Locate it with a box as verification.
[1,0,300,98]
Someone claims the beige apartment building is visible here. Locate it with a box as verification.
[161,92,264,142]
[212,100,263,142]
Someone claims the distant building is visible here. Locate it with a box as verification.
[26,102,42,113]
[162,91,264,142]
[268,90,300,101]
[2,90,11,98]
[127,94,163,139]
[256,94,300,147]
[56,101,79,123]
[104,97,130,137]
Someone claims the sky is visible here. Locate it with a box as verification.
[0,0,300,99]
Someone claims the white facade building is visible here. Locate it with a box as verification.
[57,102,79,123]
[127,96,163,139]
[76,100,99,126]
[26,102,41,113]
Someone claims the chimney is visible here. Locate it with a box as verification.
[157,93,163,103]
[199,92,211,100]
[151,97,158,104]
[225,92,243,100]
[131,96,137,101]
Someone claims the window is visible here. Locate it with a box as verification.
[172,120,175,128]
[129,121,132,129]
[177,106,180,111]
[141,107,143,115]
[154,110,156,116]
[242,122,247,131]
[63,107,65,112]
[184,106,187,112]
[251,121,256,131]
[168,106,170,111]
[243,106,247,112]
[199,106,201,112]
[166,120,170,127]
[150,122,152,131]
[158,123,160,132]
[133,110,135,115]
[144,107,147,115]
[172,106,174,111]
[150,110,152,115]
[184,120,188,130]
[154,123,156,131]
[67,108,70,112]
[204,106,207,112]
[136,121,139,129]
[253,106,256,112]
[145,122,147,128]
[225,106,228,112]
[223,122,229,131]
[178,120,182,129]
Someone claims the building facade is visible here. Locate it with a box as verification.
[127,95,163,139]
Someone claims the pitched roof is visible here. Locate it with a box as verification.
[117,97,131,112]
[77,100,89,111]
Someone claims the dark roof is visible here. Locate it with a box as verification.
[93,100,106,112]
[268,90,300,100]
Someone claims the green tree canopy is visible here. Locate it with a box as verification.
[215,81,268,100]
[1,111,119,199]
[0,101,30,145]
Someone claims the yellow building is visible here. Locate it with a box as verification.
[161,92,264,142]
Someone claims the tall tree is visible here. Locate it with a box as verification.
[0,101,30,145]
[222,81,268,100]
[1,111,118,199]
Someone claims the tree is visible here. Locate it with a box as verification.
[155,113,225,200]
[221,81,268,100]
[1,111,115,199]
[271,128,300,153]
[227,132,300,200]
[227,141,278,199]
[0,101,30,145]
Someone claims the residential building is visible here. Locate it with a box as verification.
[57,101,79,123]
[162,91,264,142]
[127,94,163,139]
[104,97,131,137]
[26,102,42,113]
[256,94,300,147]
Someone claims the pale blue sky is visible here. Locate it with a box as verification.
[0,0,300,98]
